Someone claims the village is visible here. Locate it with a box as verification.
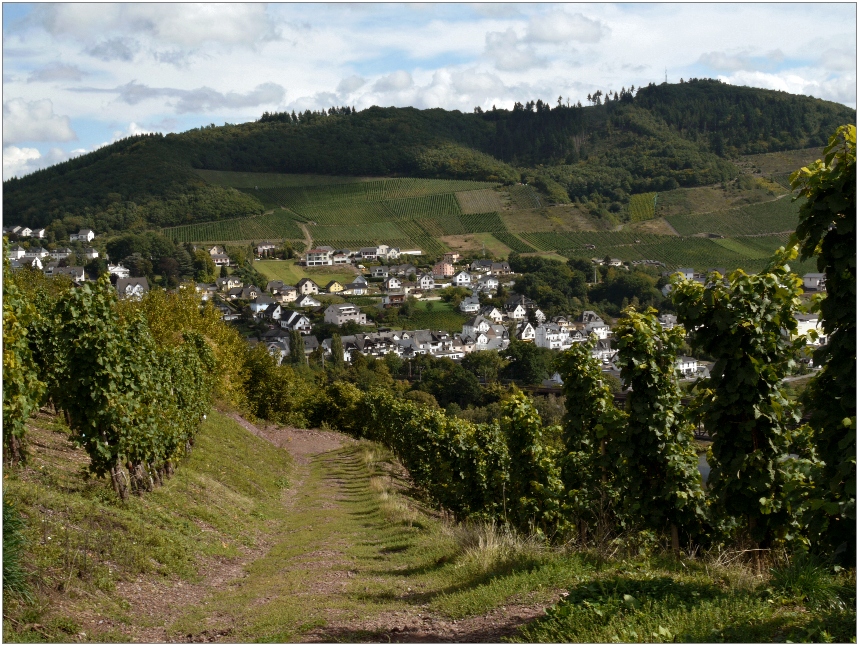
[4,229,828,385]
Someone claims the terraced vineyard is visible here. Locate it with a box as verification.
[461,212,506,233]
[174,172,804,274]
[455,189,505,214]
[507,184,543,209]
[413,216,466,237]
[309,221,404,240]
[491,232,537,253]
[292,201,395,225]
[665,196,800,236]
[243,178,497,211]
[393,220,448,255]
[162,209,304,243]
[385,193,461,220]
[628,192,657,222]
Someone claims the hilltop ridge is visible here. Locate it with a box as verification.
[3,79,854,233]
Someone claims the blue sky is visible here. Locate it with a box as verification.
[3,2,856,179]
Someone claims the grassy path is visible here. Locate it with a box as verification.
[166,433,566,642]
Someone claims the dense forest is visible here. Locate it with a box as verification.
[4,79,854,232]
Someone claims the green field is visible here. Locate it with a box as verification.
[628,192,657,222]
[491,231,537,253]
[162,209,305,243]
[167,171,808,273]
[665,196,801,237]
[254,259,357,287]
[400,301,468,333]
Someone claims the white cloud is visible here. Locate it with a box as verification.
[373,70,413,92]
[485,29,544,71]
[337,75,366,94]
[3,98,77,145]
[718,70,858,107]
[2,145,70,179]
[85,37,139,62]
[31,3,279,48]
[71,81,286,114]
[819,47,857,73]
[526,11,607,44]
[27,63,86,83]
[3,145,41,178]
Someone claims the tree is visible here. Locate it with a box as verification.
[672,249,812,550]
[330,334,345,370]
[193,249,216,283]
[503,339,554,385]
[790,124,856,563]
[612,307,705,549]
[462,350,507,384]
[289,329,305,365]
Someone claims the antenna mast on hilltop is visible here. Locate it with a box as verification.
[665,67,668,83]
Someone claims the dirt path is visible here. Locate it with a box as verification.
[134,414,554,643]
[298,222,313,251]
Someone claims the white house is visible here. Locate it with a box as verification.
[341,282,368,296]
[795,313,827,345]
[305,246,333,266]
[802,273,826,291]
[280,310,313,334]
[324,303,368,326]
[506,302,527,320]
[676,356,699,377]
[54,265,85,281]
[462,315,492,338]
[49,247,72,260]
[476,275,499,292]
[383,276,402,291]
[250,294,276,315]
[7,245,25,260]
[459,293,481,314]
[23,247,49,259]
[295,293,322,308]
[371,266,389,279]
[296,278,319,295]
[256,241,278,256]
[453,270,473,287]
[516,321,536,342]
[108,264,130,279]
[417,273,435,291]
[83,247,99,260]
[32,228,47,239]
[116,277,149,299]
[70,229,95,242]
[676,267,695,281]
[535,323,571,350]
[478,306,504,324]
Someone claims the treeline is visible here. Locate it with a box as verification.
[508,254,666,318]
[4,81,853,230]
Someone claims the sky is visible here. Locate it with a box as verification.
[2,2,856,180]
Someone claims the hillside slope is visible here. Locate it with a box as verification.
[3,80,853,232]
[4,407,854,643]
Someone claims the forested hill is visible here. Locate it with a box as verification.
[4,79,854,231]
